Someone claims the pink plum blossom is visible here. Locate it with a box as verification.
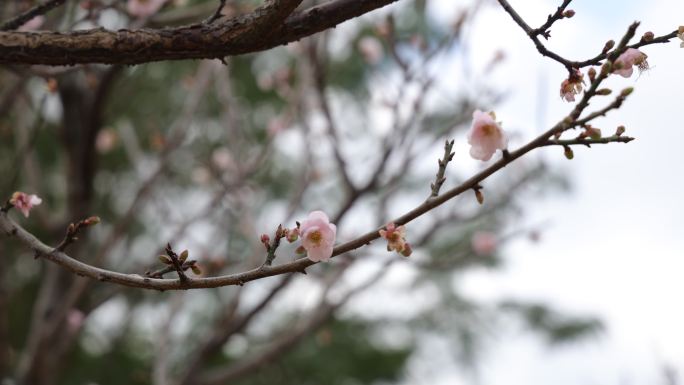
[471,231,497,255]
[95,128,118,154]
[18,16,44,31]
[559,69,584,102]
[211,147,235,171]
[613,48,648,78]
[379,222,411,256]
[9,192,42,218]
[299,211,337,262]
[67,309,85,334]
[357,36,384,65]
[467,110,508,161]
[127,0,166,18]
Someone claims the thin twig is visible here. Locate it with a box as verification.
[0,0,66,31]
[429,139,455,198]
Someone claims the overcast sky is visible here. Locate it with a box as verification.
[417,0,684,384]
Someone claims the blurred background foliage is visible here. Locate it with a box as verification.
[0,0,602,384]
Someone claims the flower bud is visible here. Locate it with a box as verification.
[620,87,634,97]
[179,249,189,263]
[600,62,612,76]
[642,31,654,41]
[191,264,202,275]
[400,243,413,257]
[596,88,612,95]
[83,216,100,226]
[588,67,597,82]
[562,9,575,18]
[474,189,484,205]
[563,146,574,160]
[602,40,615,54]
[615,125,626,136]
[159,255,172,265]
[286,228,299,243]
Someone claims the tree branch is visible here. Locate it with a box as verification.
[0,0,400,65]
[496,0,678,69]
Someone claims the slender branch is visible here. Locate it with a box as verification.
[0,0,400,65]
[0,128,631,290]
[205,0,228,24]
[0,0,66,31]
[496,0,677,69]
[429,139,455,198]
[543,135,634,147]
[530,0,572,38]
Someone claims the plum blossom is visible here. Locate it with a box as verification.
[95,128,118,154]
[467,110,508,161]
[357,36,384,65]
[18,16,44,31]
[471,231,497,255]
[379,223,412,256]
[66,310,85,334]
[9,192,42,218]
[613,48,648,78]
[299,211,337,262]
[560,69,584,102]
[127,0,166,18]
[211,147,235,171]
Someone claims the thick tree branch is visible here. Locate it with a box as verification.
[0,0,400,65]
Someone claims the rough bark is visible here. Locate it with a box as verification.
[0,0,400,66]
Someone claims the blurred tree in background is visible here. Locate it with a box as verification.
[1,0,632,383]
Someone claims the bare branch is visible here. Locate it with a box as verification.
[0,0,400,65]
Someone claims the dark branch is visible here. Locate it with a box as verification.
[0,0,400,65]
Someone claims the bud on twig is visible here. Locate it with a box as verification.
[596,88,612,95]
[615,125,626,136]
[564,145,574,160]
[562,9,575,18]
[588,67,597,82]
[620,87,634,97]
[641,31,654,41]
[602,40,615,54]
[474,189,484,205]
